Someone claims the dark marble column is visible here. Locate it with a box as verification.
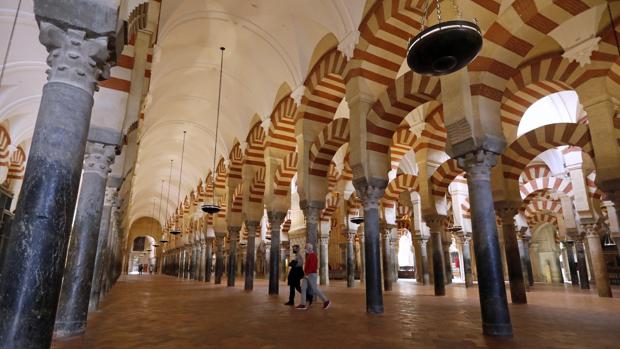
[521,236,534,286]
[420,237,430,285]
[381,224,394,291]
[88,188,116,312]
[458,150,512,337]
[55,143,115,338]
[199,240,206,281]
[227,227,241,287]
[102,218,121,294]
[358,224,366,284]
[244,221,259,290]
[496,205,527,304]
[442,238,453,285]
[346,229,356,287]
[205,237,214,282]
[319,234,330,285]
[302,203,322,252]
[192,242,199,280]
[353,180,387,314]
[426,216,446,296]
[575,235,590,289]
[0,15,118,347]
[461,233,474,287]
[564,240,579,285]
[268,212,286,295]
[214,234,225,284]
[583,223,612,297]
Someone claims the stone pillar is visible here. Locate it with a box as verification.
[244,221,259,290]
[381,224,394,291]
[521,235,534,286]
[458,151,512,337]
[214,233,225,284]
[496,205,527,304]
[564,240,579,285]
[319,234,330,285]
[302,204,322,252]
[88,187,116,311]
[199,240,206,281]
[583,223,612,297]
[268,212,286,295]
[227,227,241,287]
[442,238,453,285]
[354,181,386,314]
[575,235,590,289]
[358,224,366,284]
[425,216,446,296]
[346,229,356,287]
[0,9,119,346]
[420,237,431,285]
[205,237,214,282]
[55,143,115,338]
[457,231,474,287]
[390,230,399,283]
[412,236,424,283]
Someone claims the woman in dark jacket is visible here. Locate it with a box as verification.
[285,245,312,305]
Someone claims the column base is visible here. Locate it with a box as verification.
[483,322,513,338]
[53,321,86,339]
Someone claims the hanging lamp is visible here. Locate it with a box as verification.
[170,131,187,235]
[158,179,169,243]
[350,208,364,224]
[202,47,226,214]
[407,0,482,76]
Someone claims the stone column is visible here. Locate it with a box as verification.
[583,223,612,297]
[88,187,116,311]
[457,231,474,287]
[55,143,115,338]
[354,181,386,314]
[0,10,118,346]
[319,234,330,285]
[520,235,534,286]
[442,238,453,285]
[303,204,322,252]
[227,227,241,287]
[420,237,431,285]
[496,205,527,304]
[458,150,512,337]
[205,237,214,282]
[358,224,366,284]
[575,234,590,289]
[199,240,206,281]
[346,229,356,287]
[390,230,399,283]
[268,211,286,295]
[412,236,424,283]
[425,216,446,296]
[381,224,394,291]
[214,233,225,284]
[564,240,579,285]
[244,221,259,290]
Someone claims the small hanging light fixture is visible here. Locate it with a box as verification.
[350,208,364,224]
[407,0,482,76]
[170,131,187,235]
[202,47,226,214]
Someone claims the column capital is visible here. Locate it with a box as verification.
[456,149,497,181]
[301,201,323,223]
[580,222,600,238]
[228,226,241,240]
[424,215,447,232]
[347,229,357,242]
[495,201,520,222]
[267,211,287,227]
[354,181,387,210]
[320,235,329,245]
[244,220,261,231]
[39,21,114,94]
[83,142,115,178]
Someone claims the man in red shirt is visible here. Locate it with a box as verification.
[296,243,331,310]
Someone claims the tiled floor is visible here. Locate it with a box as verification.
[52,275,620,349]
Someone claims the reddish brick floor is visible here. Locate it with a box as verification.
[52,275,620,349]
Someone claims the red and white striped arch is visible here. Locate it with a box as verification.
[520,176,572,201]
[0,126,11,170]
[7,146,25,181]
[214,158,227,190]
[309,118,349,177]
[273,151,298,197]
[245,122,266,167]
[430,159,463,197]
[321,191,341,222]
[366,71,441,155]
[231,183,243,214]
[520,163,551,183]
[502,123,595,182]
[249,167,265,204]
[268,96,297,152]
[228,142,243,181]
[383,174,418,208]
[390,126,418,170]
[327,163,340,192]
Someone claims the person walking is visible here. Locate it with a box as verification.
[138,264,143,275]
[296,243,331,310]
[285,245,313,306]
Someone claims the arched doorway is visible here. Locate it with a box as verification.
[128,236,157,275]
